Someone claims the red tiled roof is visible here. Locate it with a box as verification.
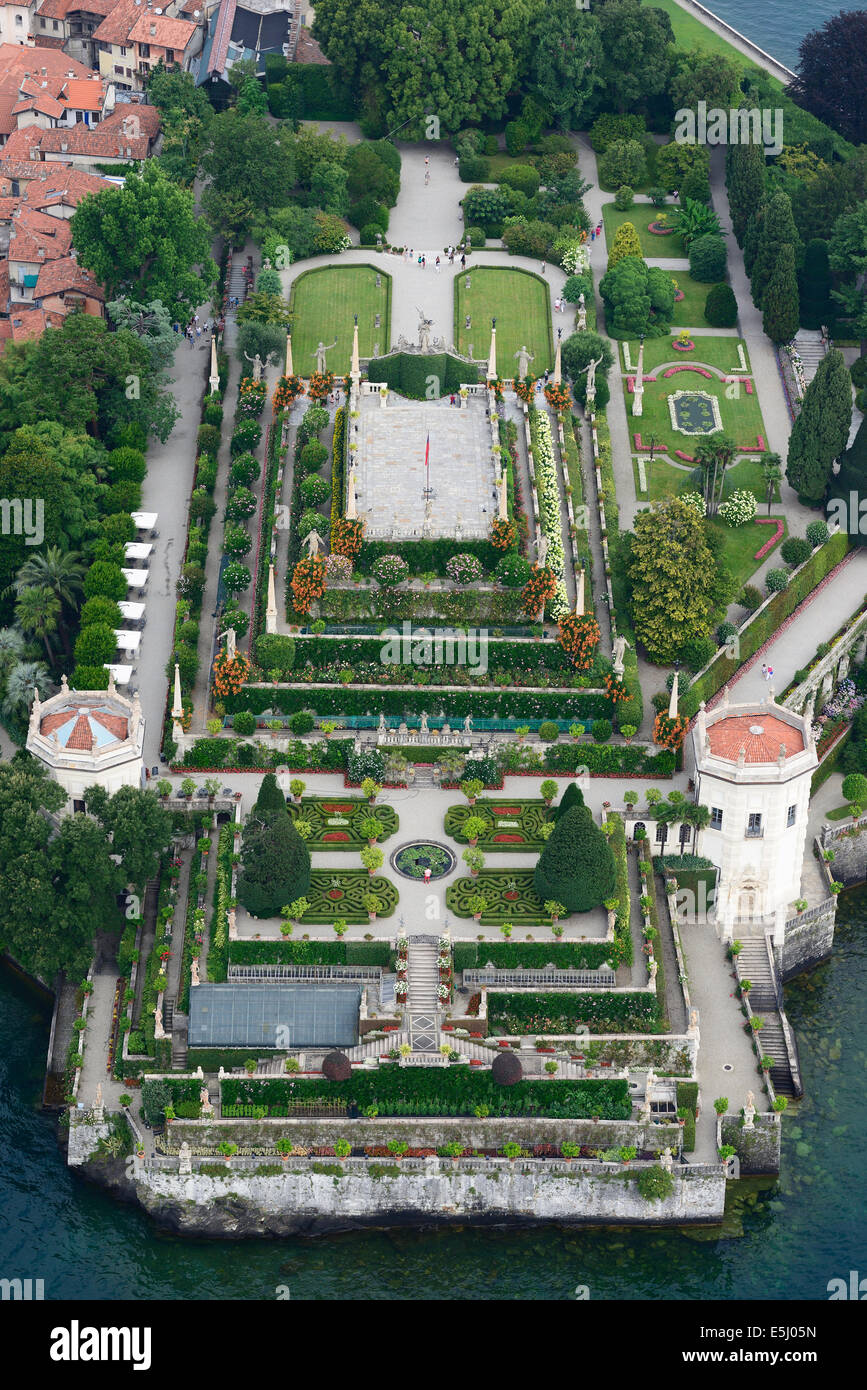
[92,0,139,45]
[128,10,196,50]
[706,714,805,765]
[35,254,104,300]
[12,121,151,160]
[41,706,128,748]
[8,205,72,263]
[59,78,107,111]
[35,0,116,16]
[9,306,48,340]
[0,41,96,137]
[100,102,161,139]
[295,28,328,65]
[0,259,9,309]
[25,165,113,206]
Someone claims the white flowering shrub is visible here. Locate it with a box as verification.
[679,491,706,516]
[529,409,565,581]
[557,240,590,275]
[325,553,352,581]
[718,489,757,527]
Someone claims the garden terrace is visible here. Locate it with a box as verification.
[601,202,686,258]
[453,942,616,971]
[296,871,397,923]
[222,681,611,723]
[290,632,606,680]
[287,796,399,850]
[622,336,751,376]
[289,265,391,375]
[227,940,393,968]
[454,266,553,371]
[220,1070,632,1120]
[619,358,769,461]
[444,798,552,850]
[446,869,607,930]
[488,990,664,1035]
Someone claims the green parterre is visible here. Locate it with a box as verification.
[447,869,554,924]
[444,799,551,850]
[298,871,398,922]
[454,941,615,971]
[288,796,399,850]
[489,991,663,1035]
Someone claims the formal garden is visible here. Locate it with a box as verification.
[288,265,392,375]
[453,266,554,370]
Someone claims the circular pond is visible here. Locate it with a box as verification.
[391,841,456,880]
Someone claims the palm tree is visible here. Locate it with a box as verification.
[762,453,782,516]
[15,586,60,665]
[683,803,711,854]
[0,627,26,684]
[695,435,737,516]
[1,659,49,725]
[9,548,85,656]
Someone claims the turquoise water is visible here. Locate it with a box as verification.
[1,889,865,1299]
[703,0,863,70]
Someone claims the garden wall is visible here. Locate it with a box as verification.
[720,1113,781,1175]
[130,1161,725,1232]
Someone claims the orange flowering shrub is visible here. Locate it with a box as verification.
[308,370,334,401]
[604,672,628,704]
[544,381,571,412]
[291,555,327,614]
[521,565,558,618]
[212,651,251,698]
[273,374,305,411]
[653,711,690,750]
[331,516,365,561]
[514,377,537,403]
[557,613,601,670]
[491,517,518,551]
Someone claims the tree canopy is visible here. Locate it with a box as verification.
[628,497,716,662]
[788,11,867,145]
[786,348,853,504]
[534,804,616,913]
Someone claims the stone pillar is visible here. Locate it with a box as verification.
[209,334,220,395]
[347,469,357,520]
[632,338,645,417]
[575,568,585,616]
[380,385,388,410]
[171,661,185,747]
[553,332,562,386]
[350,316,361,392]
[668,671,679,720]
[285,332,294,378]
[265,563,278,635]
[228,908,237,940]
[487,322,497,381]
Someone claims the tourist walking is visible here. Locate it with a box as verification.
[767,666,774,682]
[460,253,466,269]
[540,261,546,275]
[435,255,441,273]
[761,664,768,680]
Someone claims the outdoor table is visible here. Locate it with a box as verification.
[121,568,149,588]
[118,601,145,623]
[130,511,158,533]
[114,630,141,655]
[124,542,153,562]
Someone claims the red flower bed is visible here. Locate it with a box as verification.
[494,806,522,815]
[470,1060,483,1067]
[754,518,784,561]
[323,803,355,812]
[327,888,344,900]
[322,831,351,842]
[493,833,524,843]
[504,890,519,900]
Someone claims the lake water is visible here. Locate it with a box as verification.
[702,0,863,70]
[1,887,865,1300]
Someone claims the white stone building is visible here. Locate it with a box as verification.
[26,672,144,810]
[686,693,818,942]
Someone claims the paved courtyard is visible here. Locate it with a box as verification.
[354,393,496,539]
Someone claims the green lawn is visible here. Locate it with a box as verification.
[601,202,685,258]
[670,273,726,329]
[623,369,768,460]
[705,515,788,591]
[621,334,750,374]
[650,0,785,82]
[289,264,391,375]
[454,265,553,372]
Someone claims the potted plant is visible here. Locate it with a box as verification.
[773,1097,788,1112]
[502,1142,523,1162]
[544,1060,558,1075]
[387,1140,408,1161]
[463,846,485,877]
[619,1145,637,1166]
[333,917,348,937]
[361,777,382,805]
[760,1056,774,1072]
[244,1058,257,1075]
[463,814,487,846]
[468,893,487,922]
[363,893,381,921]
[164,1105,175,1124]
[561,1143,580,1162]
[515,725,530,743]
[156,779,172,800]
[442,1141,464,1164]
[360,845,384,876]
[794,899,807,914]
[500,922,513,938]
[714,1097,729,1115]
[461,778,484,806]
[569,723,585,742]
[676,1107,689,1127]
[217,1141,238,1165]
[545,900,566,925]
[276,1138,293,1161]
[540,779,558,807]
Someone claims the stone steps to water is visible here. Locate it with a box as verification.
[735,939,796,1097]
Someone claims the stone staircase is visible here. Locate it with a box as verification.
[171,1020,187,1071]
[734,937,796,1098]
[792,329,827,390]
[408,940,441,1051]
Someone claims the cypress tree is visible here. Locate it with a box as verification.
[786,349,854,504]
[762,243,800,344]
[799,238,833,330]
[237,811,311,918]
[750,190,801,309]
[742,202,765,279]
[254,771,287,816]
[554,781,585,822]
[727,140,766,246]
[533,804,616,913]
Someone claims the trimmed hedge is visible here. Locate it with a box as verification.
[454,941,616,971]
[368,351,479,400]
[228,940,391,967]
[222,683,611,721]
[221,1071,632,1119]
[488,990,663,1034]
[293,632,596,675]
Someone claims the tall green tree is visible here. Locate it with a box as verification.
[669,50,742,111]
[762,242,800,344]
[799,238,834,330]
[534,804,616,913]
[14,586,60,666]
[202,112,296,242]
[0,430,92,621]
[526,0,604,130]
[147,64,214,185]
[829,200,867,348]
[71,162,215,322]
[595,0,674,114]
[750,190,801,309]
[694,434,737,516]
[788,11,867,145]
[237,810,311,918]
[627,497,716,662]
[786,349,853,504]
[726,140,766,245]
[84,785,173,892]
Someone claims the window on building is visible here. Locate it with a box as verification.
[746,812,763,838]
[53,19,59,30]
[165,49,174,62]
[114,65,124,75]
[15,14,23,24]
[120,45,127,55]
[655,823,667,845]
[710,806,723,830]
[787,804,797,827]
[73,799,86,814]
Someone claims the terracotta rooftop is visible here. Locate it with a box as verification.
[0,42,96,136]
[41,704,128,749]
[36,0,118,16]
[92,0,140,46]
[6,121,152,160]
[128,10,197,49]
[705,713,805,765]
[9,306,48,340]
[35,254,104,300]
[8,205,73,263]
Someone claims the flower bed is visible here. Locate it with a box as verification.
[289,797,399,851]
[634,434,668,452]
[446,869,549,923]
[221,1070,631,1119]
[662,365,712,378]
[648,221,675,235]
[753,519,784,560]
[444,799,551,851]
[488,990,663,1034]
[673,339,695,351]
[528,406,568,618]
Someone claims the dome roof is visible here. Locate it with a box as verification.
[39,703,129,751]
[705,712,805,764]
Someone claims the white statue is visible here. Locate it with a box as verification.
[200,1086,210,1107]
[577,293,587,331]
[191,957,200,987]
[514,344,535,379]
[243,350,266,382]
[648,958,658,984]
[582,354,604,406]
[416,309,433,353]
[225,627,236,661]
[154,1004,163,1035]
[612,634,630,676]
[304,529,324,557]
[178,1141,192,1175]
[378,712,387,734]
[536,533,549,569]
[661,1146,673,1173]
[463,714,472,734]
[312,340,337,374]
[420,711,429,737]
[744,1090,756,1129]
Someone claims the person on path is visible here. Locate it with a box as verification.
[540,261,546,275]
[767,666,774,682]
[450,394,456,406]
[761,663,768,680]
[591,229,596,242]
[423,867,432,884]
[435,255,441,273]
[460,253,466,269]
[422,255,426,269]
